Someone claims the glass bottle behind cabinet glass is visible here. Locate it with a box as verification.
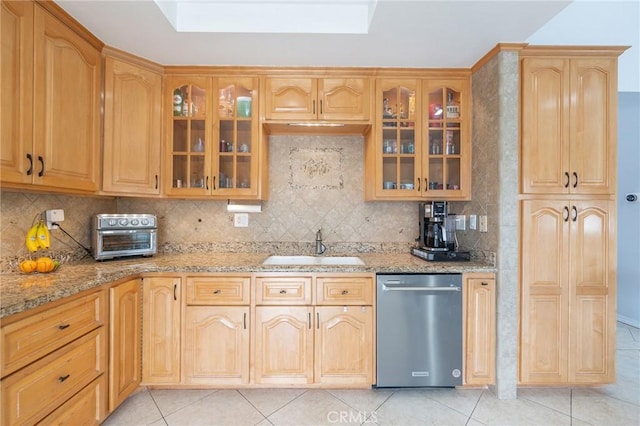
[217,81,254,191]
[171,83,207,190]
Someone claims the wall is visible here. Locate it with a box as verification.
[470,49,520,400]
[0,191,116,263]
[1,135,428,264]
[617,92,640,327]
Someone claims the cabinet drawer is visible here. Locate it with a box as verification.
[186,276,250,305]
[40,375,107,426]
[255,276,312,305]
[1,328,106,426]
[316,276,373,305]
[1,291,106,377]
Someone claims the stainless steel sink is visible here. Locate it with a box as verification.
[262,255,365,266]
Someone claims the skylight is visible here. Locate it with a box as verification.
[153,0,378,34]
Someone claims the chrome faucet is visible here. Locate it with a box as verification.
[315,229,327,255]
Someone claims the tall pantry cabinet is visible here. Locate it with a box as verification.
[519,46,625,385]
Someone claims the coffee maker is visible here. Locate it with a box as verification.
[419,201,449,251]
[414,201,470,261]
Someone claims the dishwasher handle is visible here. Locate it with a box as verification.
[382,284,461,292]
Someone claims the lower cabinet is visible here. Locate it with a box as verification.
[142,276,182,384]
[463,272,496,386]
[184,275,251,385]
[254,274,374,386]
[0,289,108,425]
[184,306,250,385]
[109,278,142,411]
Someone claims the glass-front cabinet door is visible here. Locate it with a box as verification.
[375,79,421,198]
[165,77,211,196]
[422,79,470,199]
[215,77,259,197]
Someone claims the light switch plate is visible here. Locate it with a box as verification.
[455,215,466,230]
[469,214,477,230]
[234,213,249,227]
[479,215,488,233]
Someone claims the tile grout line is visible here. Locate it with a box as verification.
[465,388,486,425]
[147,389,169,425]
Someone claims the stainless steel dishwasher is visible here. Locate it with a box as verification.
[376,273,463,387]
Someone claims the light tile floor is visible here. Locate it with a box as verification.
[104,323,640,426]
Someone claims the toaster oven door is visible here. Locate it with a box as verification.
[94,229,157,260]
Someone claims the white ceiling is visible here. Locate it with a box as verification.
[55,0,639,91]
[55,0,572,68]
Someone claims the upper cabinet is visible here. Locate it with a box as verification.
[102,52,162,196]
[521,54,619,195]
[164,75,266,199]
[1,1,102,192]
[263,76,370,122]
[365,76,471,201]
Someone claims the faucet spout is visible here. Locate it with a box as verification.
[315,229,326,255]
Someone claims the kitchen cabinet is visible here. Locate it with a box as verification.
[365,76,471,200]
[518,47,623,386]
[254,274,374,386]
[102,51,163,196]
[519,199,616,385]
[0,289,108,425]
[1,1,102,192]
[1,0,34,185]
[142,276,182,385]
[184,275,251,385]
[109,278,142,411]
[264,76,370,122]
[521,54,619,195]
[463,273,495,386]
[164,75,266,199]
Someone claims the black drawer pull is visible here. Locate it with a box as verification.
[213,289,222,294]
[58,374,70,383]
[57,324,71,330]
[38,156,45,177]
[279,289,287,294]
[481,282,488,286]
[341,290,349,295]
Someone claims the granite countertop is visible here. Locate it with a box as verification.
[0,252,495,319]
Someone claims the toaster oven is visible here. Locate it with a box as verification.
[92,214,157,260]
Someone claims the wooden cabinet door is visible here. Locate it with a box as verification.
[569,200,616,383]
[521,57,571,195]
[519,199,570,384]
[318,78,370,121]
[264,77,317,120]
[102,55,162,195]
[314,306,373,385]
[569,58,617,195]
[32,5,101,192]
[1,0,34,185]
[254,306,313,384]
[184,306,249,385]
[142,277,181,384]
[109,278,141,411]
[464,274,495,386]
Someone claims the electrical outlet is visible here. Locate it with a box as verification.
[479,215,488,233]
[455,215,466,230]
[469,214,477,230]
[44,209,64,230]
[234,213,249,227]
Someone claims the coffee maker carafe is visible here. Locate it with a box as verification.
[419,201,449,251]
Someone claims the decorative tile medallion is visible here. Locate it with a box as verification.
[289,147,343,190]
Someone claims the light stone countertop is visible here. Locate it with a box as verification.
[0,252,495,319]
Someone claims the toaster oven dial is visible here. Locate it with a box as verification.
[108,219,117,226]
[130,219,139,226]
[119,219,129,226]
[141,218,149,226]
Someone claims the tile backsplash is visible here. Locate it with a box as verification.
[1,134,497,265]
